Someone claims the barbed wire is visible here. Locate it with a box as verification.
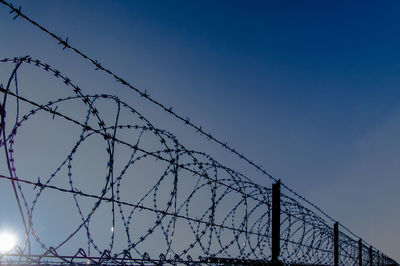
[0,0,398,263]
[0,0,351,231]
[0,57,397,265]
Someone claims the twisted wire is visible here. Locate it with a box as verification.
[0,57,397,265]
[0,0,352,230]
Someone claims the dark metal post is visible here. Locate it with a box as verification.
[334,222,339,266]
[271,180,281,263]
[378,251,380,265]
[358,239,362,266]
[369,246,373,266]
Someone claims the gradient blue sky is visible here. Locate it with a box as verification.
[1,0,399,260]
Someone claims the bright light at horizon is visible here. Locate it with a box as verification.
[0,232,16,253]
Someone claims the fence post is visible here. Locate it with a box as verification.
[358,239,362,266]
[369,246,373,266]
[378,251,380,266]
[334,222,339,266]
[271,180,281,264]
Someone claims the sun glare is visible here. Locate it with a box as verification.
[0,232,16,253]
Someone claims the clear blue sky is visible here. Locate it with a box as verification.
[0,0,399,261]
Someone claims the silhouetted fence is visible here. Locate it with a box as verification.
[0,56,397,265]
[0,1,398,264]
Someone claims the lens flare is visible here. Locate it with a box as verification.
[0,232,16,253]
